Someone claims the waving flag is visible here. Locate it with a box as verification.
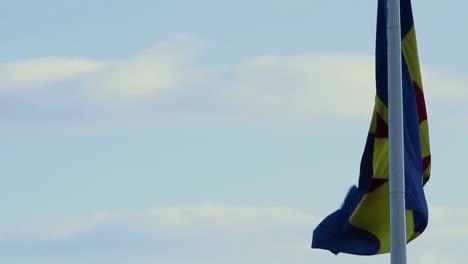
[311,0,431,255]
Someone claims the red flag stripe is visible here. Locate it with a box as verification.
[413,82,428,123]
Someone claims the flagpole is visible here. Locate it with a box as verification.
[387,0,407,263]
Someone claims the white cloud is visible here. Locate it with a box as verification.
[415,252,460,264]
[220,54,376,121]
[84,35,205,103]
[424,205,468,240]
[1,205,467,264]
[423,67,468,104]
[0,35,203,102]
[3,205,316,240]
[1,37,466,125]
[0,57,107,90]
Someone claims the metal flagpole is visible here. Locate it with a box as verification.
[387,0,407,263]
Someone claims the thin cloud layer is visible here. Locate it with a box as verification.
[0,206,317,264]
[0,205,466,264]
[1,36,466,125]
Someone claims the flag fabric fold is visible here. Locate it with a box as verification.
[311,0,431,255]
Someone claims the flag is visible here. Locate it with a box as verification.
[311,0,431,255]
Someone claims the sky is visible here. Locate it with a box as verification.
[1,0,467,263]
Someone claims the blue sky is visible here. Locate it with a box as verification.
[1,0,467,263]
